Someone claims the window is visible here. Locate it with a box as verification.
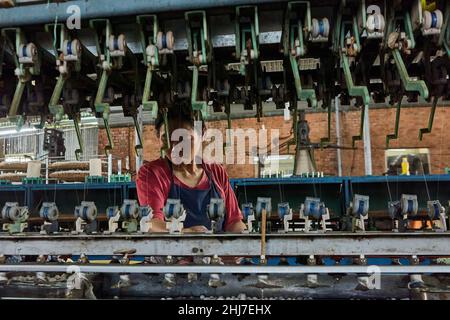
[385,148,431,175]
[254,155,295,178]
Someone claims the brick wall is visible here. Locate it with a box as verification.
[99,105,450,178]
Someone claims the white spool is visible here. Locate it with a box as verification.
[62,39,81,62]
[74,201,98,222]
[366,13,385,33]
[18,43,37,64]
[423,9,443,30]
[156,31,175,51]
[109,34,126,57]
[311,18,329,39]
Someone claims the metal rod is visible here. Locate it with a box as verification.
[1,232,450,256]
[335,97,342,176]
[0,264,450,274]
[0,0,284,27]
[363,104,372,175]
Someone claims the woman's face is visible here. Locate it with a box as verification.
[159,120,203,164]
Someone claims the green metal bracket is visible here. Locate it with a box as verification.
[185,10,210,118]
[439,1,450,56]
[1,28,40,128]
[351,104,366,148]
[45,23,68,122]
[391,49,429,99]
[163,108,171,151]
[339,21,370,106]
[403,12,416,50]
[320,103,332,147]
[73,116,83,161]
[235,5,259,75]
[419,95,439,140]
[386,98,402,148]
[284,1,317,108]
[341,52,370,106]
[137,15,159,119]
[286,106,297,154]
[48,74,66,122]
[90,19,119,155]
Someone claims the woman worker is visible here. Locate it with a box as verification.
[136,99,246,233]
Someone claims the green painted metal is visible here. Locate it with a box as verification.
[90,18,119,156]
[137,15,159,120]
[284,10,317,108]
[22,177,44,185]
[44,23,84,160]
[386,98,402,148]
[85,176,106,184]
[418,96,439,140]
[110,174,131,183]
[1,28,39,129]
[185,10,209,118]
[351,104,365,148]
[235,5,259,73]
[339,21,370,106]
[73,117,83,161]
[320,103,331,147]
[48,74,66,122]
[391,49,429,99]
[437,0,450,48]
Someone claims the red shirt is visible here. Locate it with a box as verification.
[136,158,243,230]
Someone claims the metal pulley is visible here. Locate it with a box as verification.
[366,13,385,34]
[241,203,254,220]
[427,200,444,220]
[422,9,443,33]
[120,200,139,220]
[303,197,322,219]
[18,42,38,64]
[2,202,28,222]
[156,31,174,52]
[108,34,127,57]
[352,194,369,217]
[139,205,152,218]
[106,206,119,219]
[146,44,158,66]
[74,201,98,222]
[62,39,81,62]
[39,202,59,222]
[255,197,272,218]
[388,200,401,219]
[208,198,225,221]
[277,202,290,219]
[400,194,418,216]
[163,199,184,219]
[192,49,206,66]
[311,18,329,40]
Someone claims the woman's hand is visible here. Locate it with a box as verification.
[183,225,209,233]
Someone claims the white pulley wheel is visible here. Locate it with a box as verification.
[366,13,385,33]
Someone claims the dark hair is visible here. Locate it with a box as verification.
[155,99,206,136]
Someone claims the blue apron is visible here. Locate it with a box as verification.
[167,160,225,230]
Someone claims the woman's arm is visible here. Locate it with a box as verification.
[225,220,247,233]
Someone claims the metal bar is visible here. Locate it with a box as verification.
[0,0,284,28]
[418,96,438,140]
[362,104,372,175]
[335,97,342,176]
[0,264,450,274]
[1,233,450,256]
[73,118,83,161]
[48,74,66,122]
[386,98,402,148]
[351,102,365,147]
[391,49,429,99]
[9,80,25,117]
